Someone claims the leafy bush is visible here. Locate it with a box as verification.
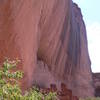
[44,92,57,100]
[0,59,57,100]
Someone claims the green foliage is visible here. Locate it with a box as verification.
[44,92,57,100]
[0,58,24,100]
[0,59,57,100]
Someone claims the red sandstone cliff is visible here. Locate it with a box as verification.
[0,0,94,97]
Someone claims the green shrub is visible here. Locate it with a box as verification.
[0,58,57,100]
[44,92,57,100]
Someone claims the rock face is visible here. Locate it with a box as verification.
[93,73,100,97]
[0,0,94,97]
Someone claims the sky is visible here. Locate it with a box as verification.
[73,0,100,72]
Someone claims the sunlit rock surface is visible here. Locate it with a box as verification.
[0,0,94,97]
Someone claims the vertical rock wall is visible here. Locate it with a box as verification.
[0,0,94,97]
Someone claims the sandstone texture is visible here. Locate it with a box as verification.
[93,73,100,97]
[0,0,94,97]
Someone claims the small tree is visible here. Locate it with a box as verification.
[0,58,57,100]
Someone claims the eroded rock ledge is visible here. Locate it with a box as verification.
[93,73,100,97]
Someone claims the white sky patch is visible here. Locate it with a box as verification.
[86,22,100,72]
[73,0,100,72]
